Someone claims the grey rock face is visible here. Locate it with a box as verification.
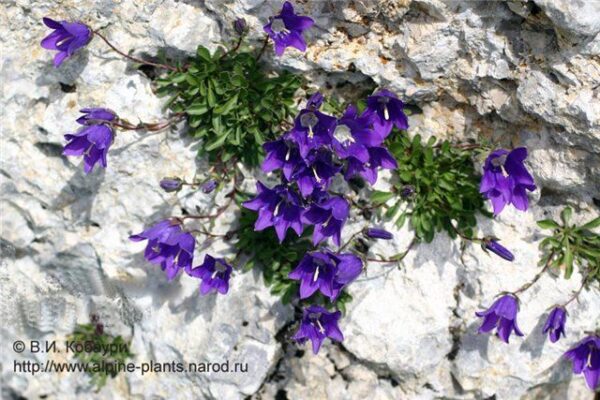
[1,0,599,399]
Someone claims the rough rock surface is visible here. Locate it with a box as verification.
[1,0,599,399]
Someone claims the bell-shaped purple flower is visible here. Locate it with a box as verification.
[41,17,93,67]
[543,306,567,343]
[306,92,324,110]
[285,97,336,159]
[76,108,116,125]
[242,182,305,242]
[63,123,114,174]
[129,219,195,280]
[475,294,524,343]
[363,89,409,137]
[290,149,341,197]
[331,105,382,163]
[345,146,398,185]
[288,250,362,300]
[160,177,183,193]
[483,238,514,262]
[302,195,349,246]
[293,305,344,354]
[187,254,233,295]
[263,1,314,56]
[564,335,600,390]
[262,139,303,180]
[366,228,393,240]
[480,148,536,215]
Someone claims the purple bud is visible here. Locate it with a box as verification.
[201,180,218,194]
[234,18,247,35]
[365,228,393,240]
[160,177,183,193]
[542,306,566,343]
[400,185,415,198]
[483,239,514,262]
[95,323,104,336]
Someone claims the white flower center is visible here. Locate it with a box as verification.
[270,18,287,34]
[333,124,354,144]
[300,112,319,138]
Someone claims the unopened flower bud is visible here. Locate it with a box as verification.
[234,18,247,35]
[365,228,393,240]
[201,179,218,194]
[160,177,183,192]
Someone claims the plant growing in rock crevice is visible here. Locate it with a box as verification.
[41,0,599,391]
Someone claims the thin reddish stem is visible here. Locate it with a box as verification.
[93,30,180,72]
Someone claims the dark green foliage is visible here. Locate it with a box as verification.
[67,323,133,390]
[235,207,353,312]
[537,207,600,283]
[155,46,302,166]
[374,133,489,242]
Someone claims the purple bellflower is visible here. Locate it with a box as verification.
[288,250,362,300]
[564,335,600,391]
[63,109,116,173]
[302,194,349,246]
[366,228,393,240]
[542,306,567,343]
[263,1,314,56]
[76,108,116,125]
[475,294,524,343]
[345,146,398,185]
[262,139,303,180]
[364,89,409,137]
[290,149,341,197]
[293,305,344,354]
[480,148,536,215]
[242,182,305,242]
[129,219,195,280]
[187,254,233,295]
[331,105,382,163]
[482,238,515,262]
[41,17,93,67]
[286,95,336,158]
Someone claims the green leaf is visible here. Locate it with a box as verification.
[196,46,211,62]
[560,207,573,225]
[187,102,209,115]
[213,94,239,115]
[536,219,560,230]
[577,217,600,231]
[371,191,394,204]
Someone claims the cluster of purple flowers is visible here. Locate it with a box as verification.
[243,90,406,353]
[63,108,117,173]
[129,219,234,295]
[476,295,599,390]
[480,147,536,215]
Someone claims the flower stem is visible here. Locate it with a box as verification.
[512,251,555,295]
[93,30,180,72]
[220,33,245,61]
[366,238,416,264]
[255,35,270,61]
[561,275,589,307]
[114,113,185,132]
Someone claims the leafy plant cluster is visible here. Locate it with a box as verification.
[67,323,133,390]
[235,207,353,313]
[155,46,302,166]
[537,207,600,283]
[372,133,489,242]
